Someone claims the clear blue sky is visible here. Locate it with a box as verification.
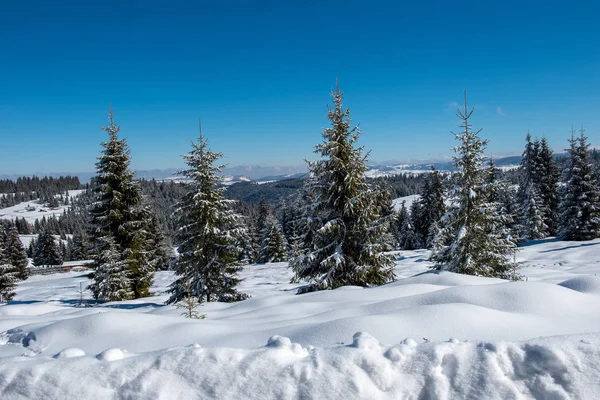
[1,0,599,175]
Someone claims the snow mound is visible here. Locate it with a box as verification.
[96,348,128,361]
[558,276,600,294]
[1,332,598,399]
[53,348,85,359]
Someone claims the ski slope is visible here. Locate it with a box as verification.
[1,238,600,399]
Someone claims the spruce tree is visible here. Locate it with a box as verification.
[167,130,249,304]
[409,200,426,249]
[423,168,446,247]
[520,182,548,240]
[430,92,518,278]
[257,214,288,263]
[398,208,419,250]
[393,201,409,249]
[88,108,160,300]
[559,129,600,240]
[290,81,395,290]
[33,229,63,267]
[70,229,89,260]
[0,226,19,302]
[91,236,134,301]
[6,226,29,280]
[539,137,560,235]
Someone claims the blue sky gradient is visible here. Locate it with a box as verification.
[1,0,599,174]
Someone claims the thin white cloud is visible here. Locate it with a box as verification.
[497,106,506,116]
[445,101,461,112]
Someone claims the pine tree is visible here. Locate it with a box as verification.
[90,236,133,301]
[430,92,518,278]
[70,229,89,260]
[398,208,419,250]
[88,108,161,300]
[520,182,548,240]
[290,81,395,290]
[167,129,249,304]
[423,168,446,247]
[251,198,270,262]
[373,184,396,251]
[0,226,20,302]
[409,200,426,248]
[559,128,600,240]
[6,226,29,280]
[33,229,63,267]
[539,137,560,235]
[393,201,409,249]
[517,132,552,240]
[257,214,288,263]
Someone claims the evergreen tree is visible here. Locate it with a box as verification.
[251,198,270,262]
[70,229,89,260]
[559,129,600,240]
[6,226,29,280]
[398,207,419,250]
[423,168,446,247]
[517,133,554,240]
[373,184,396,251]
[430,93,518,278]
[520,182,548,240]
[257,214,288,263]
[0,226,20,302]
[393,201,409,249]
[409,200,426,248]
[33,230,63,267]
[539,137,560,235]
[88,108,160,300]
[90,236,133,301]
[290,82,395,290]
[167,130,249,304]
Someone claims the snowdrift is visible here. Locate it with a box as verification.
[1,332,599,399]
[2,238,600,398]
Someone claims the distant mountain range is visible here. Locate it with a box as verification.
[0,155,525,184]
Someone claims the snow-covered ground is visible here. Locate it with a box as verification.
[365,164,434,178]
[0,189,85,223]
[392,194,421,212]
[1,239,600,398]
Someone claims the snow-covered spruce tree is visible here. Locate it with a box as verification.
[6,226,29,280]
[167,131,249,304]
[371,184,396,252]
[520,182,549,240]
[558,128,600,240]
[281,198,305,259]
[33,229,63,267]
[70,229,89,261]
[0,226,20,302]
[422,167,446,248]
[290,82,395,290]
[430,92,518,278]
[88,108,159,300]
[409,200,426,249]
[398,208,419,250]
[393,201,409,249]
[91,236,133,301]
[257,213,288,263]
[517,132,548,240]
[539,137,560,235]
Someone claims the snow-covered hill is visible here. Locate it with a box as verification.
[1,238,600,398]
[0,189,85,223]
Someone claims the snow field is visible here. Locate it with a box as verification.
[1,239,600,398]
[0,189,85,223]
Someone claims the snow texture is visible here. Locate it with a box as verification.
[1,239,600,398]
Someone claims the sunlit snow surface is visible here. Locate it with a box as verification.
[1,238,600,399]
